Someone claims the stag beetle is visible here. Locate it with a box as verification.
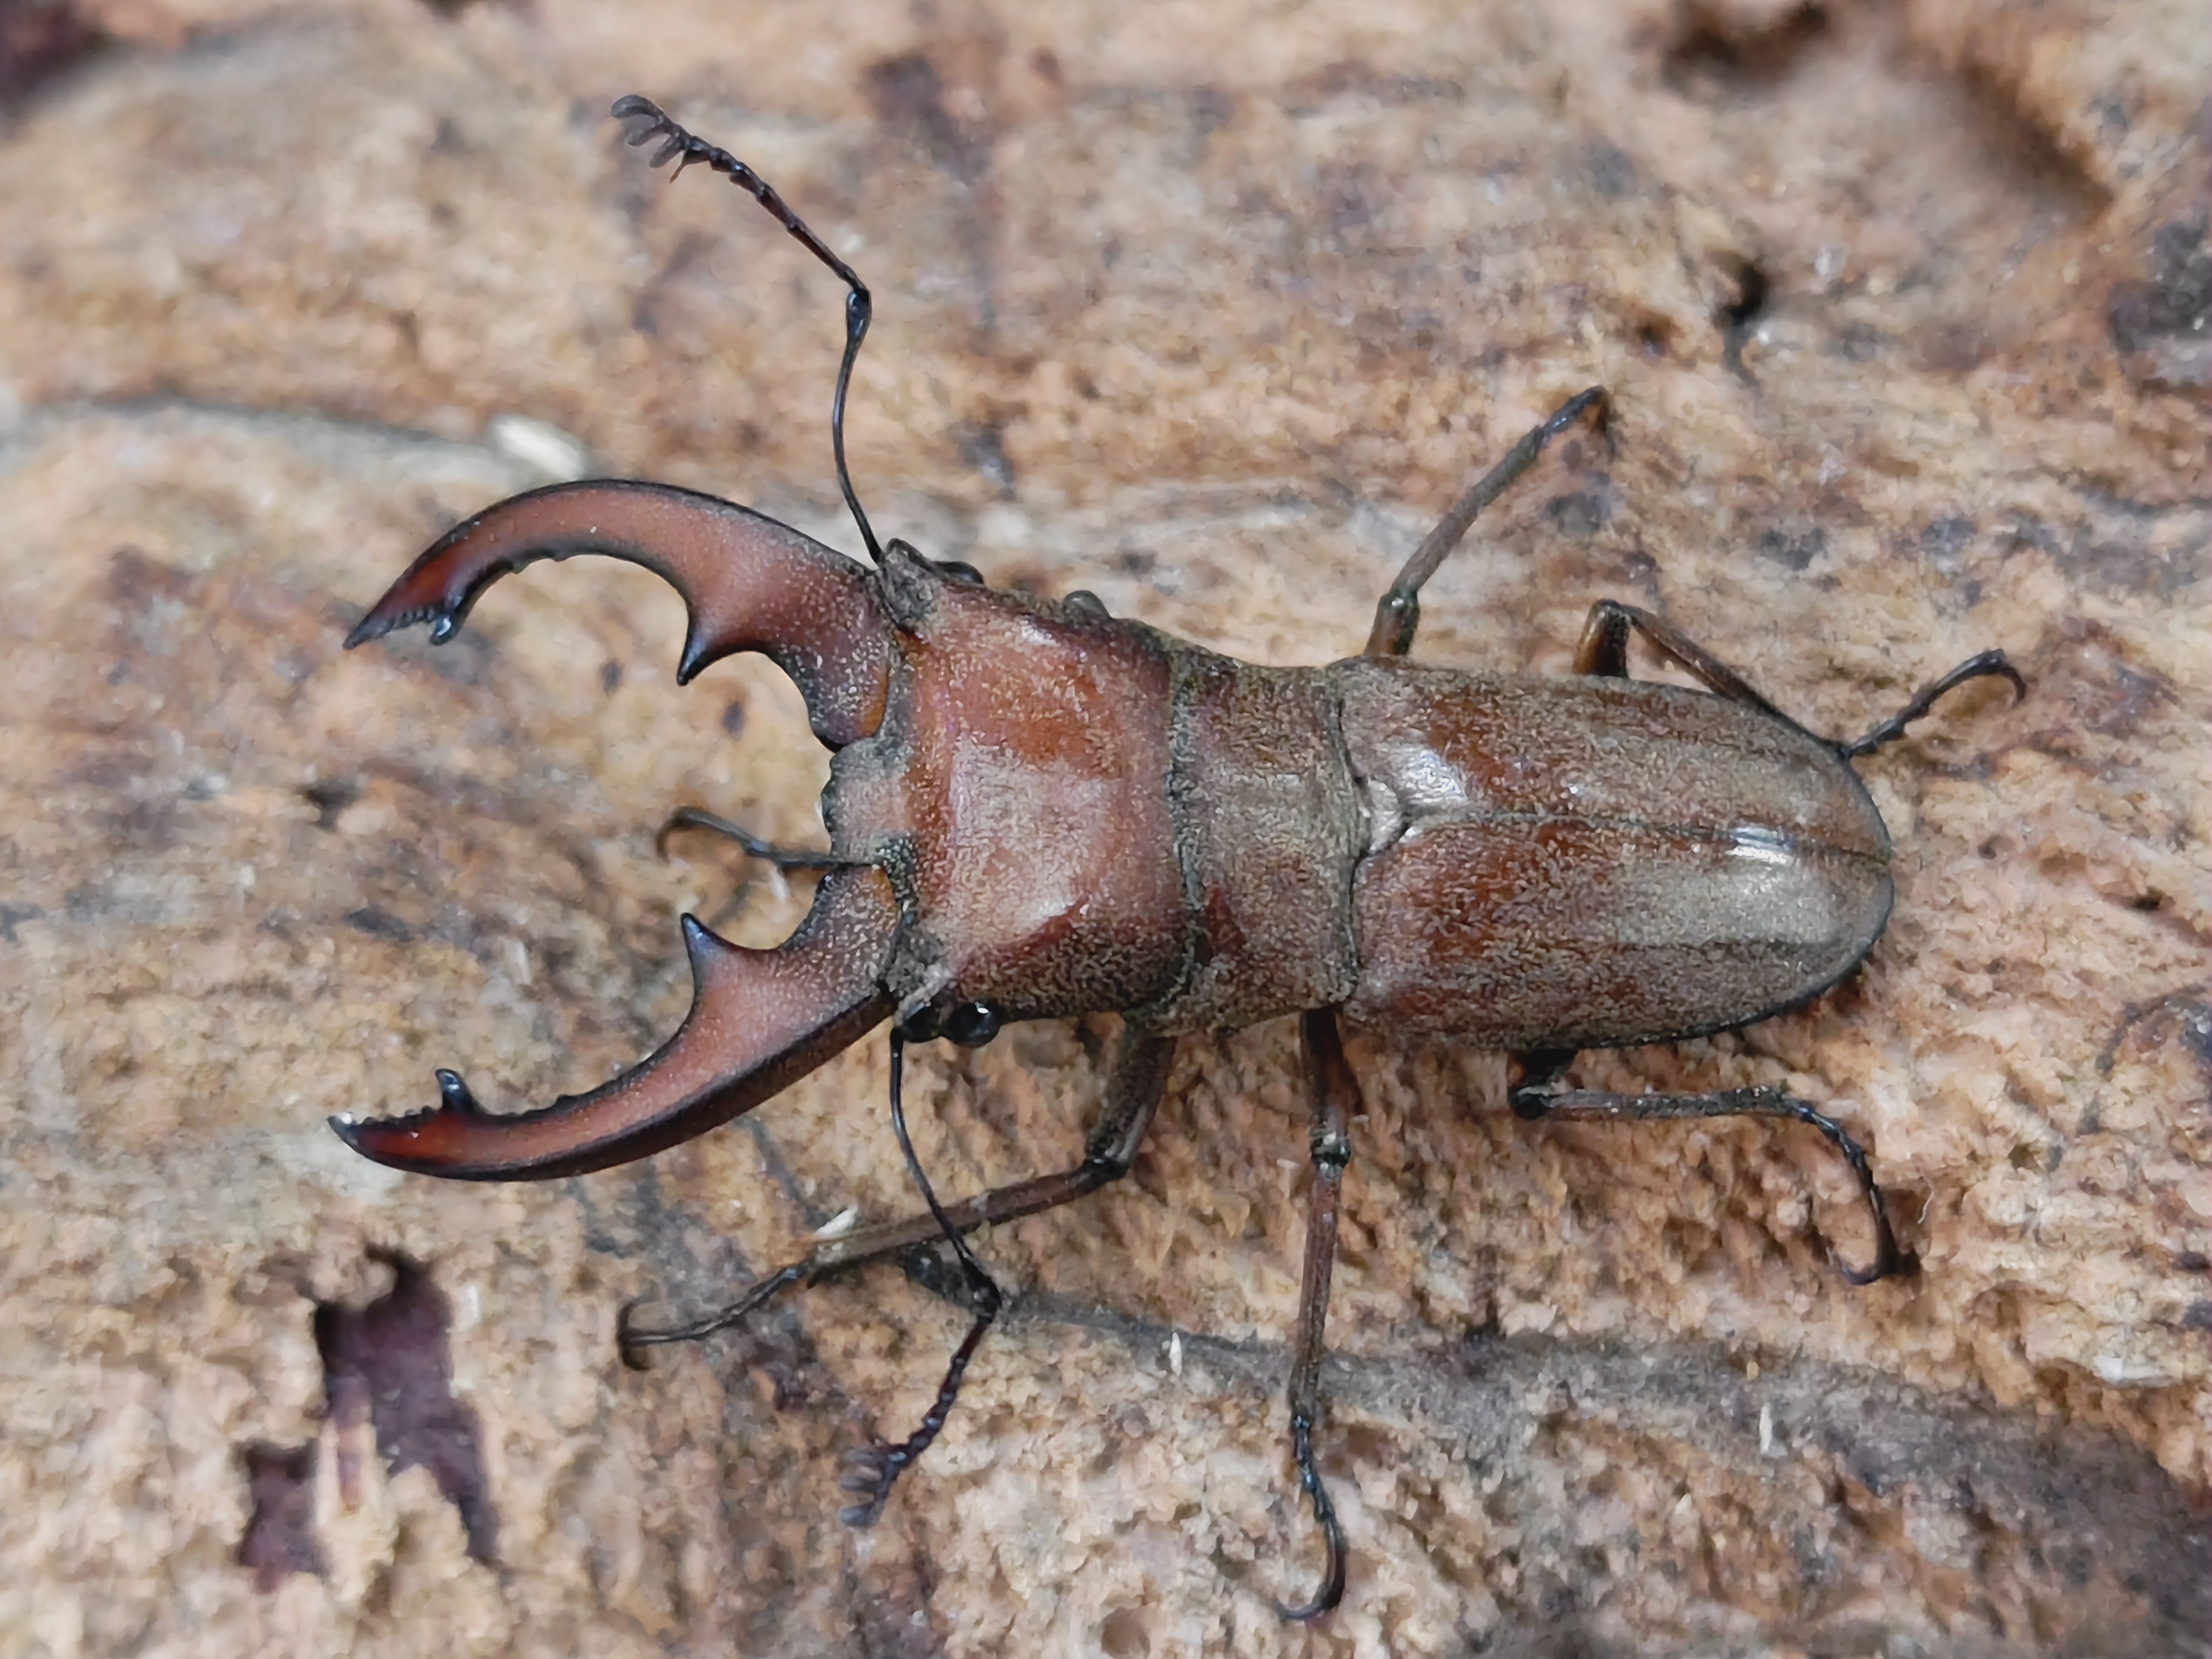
[334,96,2023,1618]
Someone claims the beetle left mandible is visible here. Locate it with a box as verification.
[334,95,2024,1620]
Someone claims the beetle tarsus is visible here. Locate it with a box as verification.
[1275,1413,1349,1621]
[616,1263,810,1369]
[1271,1010,1358,1617]
[1838,648,2026,759]
[616,1034,1173,1521]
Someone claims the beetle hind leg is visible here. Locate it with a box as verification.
[1571,599,1799,727]
[1508,1051,1915,1285]
[1571,600,2025,753]
[1837,649,2025,758]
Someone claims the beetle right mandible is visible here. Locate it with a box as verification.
[332,95,2024,1619]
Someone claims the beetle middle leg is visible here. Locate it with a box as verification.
[620,1029,1173,1518]
[1365,386,1611,658]
[1275,1008,1360,1620]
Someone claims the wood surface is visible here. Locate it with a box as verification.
[1,0,2204,1652]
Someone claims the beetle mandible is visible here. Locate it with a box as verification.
[334,96,2024,1618]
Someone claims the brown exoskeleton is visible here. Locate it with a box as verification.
[334,96,2024,1618]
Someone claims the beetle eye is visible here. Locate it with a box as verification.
[943,1001,1002,1047]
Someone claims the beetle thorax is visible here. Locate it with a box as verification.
[823,569,1189,1029]
[821,560,1371,1037]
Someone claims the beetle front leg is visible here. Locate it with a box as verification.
[1275,1008,1359,1621]
[620,1031,1176,1518]
[1507,1051,1914,1285]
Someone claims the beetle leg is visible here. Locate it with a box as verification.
[1365,386,1611,659]
[1571,599,1801,730]
[1275,1008,1358,1621]
[332,865,900,1179]
[620,1032,1175,1515]
[622,1030,1170,1343]
[1837,650,2026,758]
[1507,1057,1915,1285]
[1574,602,2026,756]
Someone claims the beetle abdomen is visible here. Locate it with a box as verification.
[1333,660,1893,1049]
[1342,816,1892,1047]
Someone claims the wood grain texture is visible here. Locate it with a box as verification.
[1,0,2203,1653]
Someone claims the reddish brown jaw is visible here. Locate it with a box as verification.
[332,866,900,1179]
[336,477,910,1177]
[345,479,892,746]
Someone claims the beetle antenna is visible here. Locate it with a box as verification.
[613,95,885,565]
[654,806,853,869]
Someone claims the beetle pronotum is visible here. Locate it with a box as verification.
[334,96,2022,1617]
